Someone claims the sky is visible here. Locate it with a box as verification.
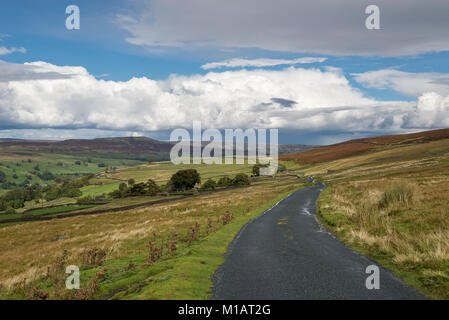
[0,0,448,145]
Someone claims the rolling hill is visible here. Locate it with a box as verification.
[280,128,449,164]
[0,136,315,161]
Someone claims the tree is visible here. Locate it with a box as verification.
[38,170,55,181]
[232,173,250,186]
[217,176,232,187]
[119,182,127,191]
[129,183,147,196]
[252,163,268,176]
[146,179,160,195]
[201,179,217,190]
[128,178,135,185]
[5,207,16,214]
[109,189,123,199]
[169,169,201,191]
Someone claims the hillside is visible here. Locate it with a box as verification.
[0,137,173,161]
[0,136,314,161]
[280,128,449,164]
[294,129,449,299]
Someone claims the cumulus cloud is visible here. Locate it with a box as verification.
[0,59,448,138]
[201,57,327,70]
[403,92,449,128]
[0,46,26,55]
[353,69,449,97]
[0,60,79,82]
[116,0,449,56]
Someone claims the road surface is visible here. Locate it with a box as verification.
[213,182,424,299]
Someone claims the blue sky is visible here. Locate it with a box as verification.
[1,0,449,144]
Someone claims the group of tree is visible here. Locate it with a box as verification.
[0,174,94,212]
[252,163,286,176]
[109,179,161,198]
[109,169,202,198]
[108,168,254,199]
[0,184,43,212]
[201,173,250,190]
[167,169,201,191]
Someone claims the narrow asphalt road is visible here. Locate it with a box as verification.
[213,182,424,300]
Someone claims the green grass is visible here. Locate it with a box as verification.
[378,183,414,208]
[0,204,97,221]
[81,183,121,197]
[0,152,143,189]
[316,157,449,300]
[96,188,299,299]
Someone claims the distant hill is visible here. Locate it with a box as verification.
[0,136,314,161]
[0,136,173,161]
[280,128,449,164]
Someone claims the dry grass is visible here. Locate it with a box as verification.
[280,128,449,164]
[0,175,299,290]
[316,137,449,299]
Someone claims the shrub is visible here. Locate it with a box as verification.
[127,178,135,185]
[118,182,127,191]
[378,183,414,208]
[201,179,217,190]
[38,170,55,181]
[217,176,233,187]
[77,196,95,204]
[232,173,250,186]
[146,179,161,195]
[109,189,123,199]
[5,207,16,214]
[252,164,268,176]
[128,182,147,196]
[278,163,287,172]
[169,169,201,191]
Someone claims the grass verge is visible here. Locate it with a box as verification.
[317,186,449,300]
[102,188,298,299]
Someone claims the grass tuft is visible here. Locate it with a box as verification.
[378,183,414,209]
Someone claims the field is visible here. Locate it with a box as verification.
[290,133,449,299]
[0,150,142,189]
[2,129,448,300]
[0,159,305,299]
[280,128,449,164]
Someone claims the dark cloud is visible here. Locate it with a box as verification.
[0,60,76,82]
[271,98,297,108]
[117,0,449,56]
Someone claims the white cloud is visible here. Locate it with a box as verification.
[403,92,449,128]
[116,0,449,56]
[0,46,26,55]
[0,60,447,138]
[201,57,327,70]
[353,69,449,97]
